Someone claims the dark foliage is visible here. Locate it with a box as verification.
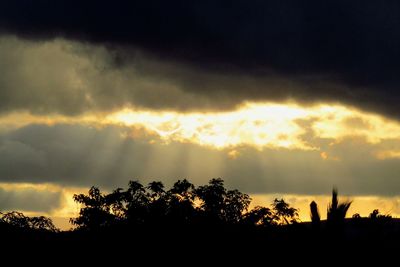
[1,180,399,259]
[0,211,58,232]
[242,206,274,226]
[69,178,298,230]
[272,198,299,225]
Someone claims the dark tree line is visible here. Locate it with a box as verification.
[0,179,394,235]
[0,211,58,232]
[70,178,299,230]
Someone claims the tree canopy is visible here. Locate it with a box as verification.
[70,178,299,230]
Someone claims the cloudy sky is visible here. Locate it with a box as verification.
[1,1,400,228]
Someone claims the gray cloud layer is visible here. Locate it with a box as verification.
[1,123,400,196]
[2,1,400,119]
[0,36,243,115]
[0,187,61,212]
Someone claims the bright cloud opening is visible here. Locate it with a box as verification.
[107,102,400,151]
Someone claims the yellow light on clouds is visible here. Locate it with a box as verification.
[2,101,400,153]
[375,150,400,160]
[107,102,400,151]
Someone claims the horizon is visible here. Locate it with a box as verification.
[1,180,398,230]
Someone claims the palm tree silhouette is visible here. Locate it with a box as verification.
[327,188,352,228]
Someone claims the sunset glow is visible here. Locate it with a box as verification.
[107,102,400,151]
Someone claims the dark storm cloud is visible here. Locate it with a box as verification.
[1,1,400,117]
[0,0,400,116]
[1,0,398,73]
[1,123,400,196]
[0,187,61,212]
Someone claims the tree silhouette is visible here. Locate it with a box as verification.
[147,181,165,201]
[310,201,320,228]
[70,186,117,229]
[71,178,309,229]
[66,176,400,252]
[28,216,59,232]
[1,211,58,232]
[105,188,127,220]
[146,181,168,223]
[195,178,227,221]
[125,180,149,225]
[243,206,275,226]
[223,189,251,223]
[1,177,400,255]
[1,211,30,228]
[195,178,251,223]
[167,179,196,223]
[271,198,299,225]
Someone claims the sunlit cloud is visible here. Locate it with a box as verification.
[107,102,400,151]
[320,151,329,160]
[0,182,61,192]
[108,103,309,150]
[227,149,240,159]
[375,150,400,160]
[312,106,400,143]
[0,111,105,132]
[2,102,400,152]
[320,151,340,161]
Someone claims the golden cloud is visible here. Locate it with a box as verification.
[375,150,400,160]
[2,101,400,153]
[107,102,400,151]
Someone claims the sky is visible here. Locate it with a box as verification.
[1,1,400,228]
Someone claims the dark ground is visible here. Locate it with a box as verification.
[2,219,399,262]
